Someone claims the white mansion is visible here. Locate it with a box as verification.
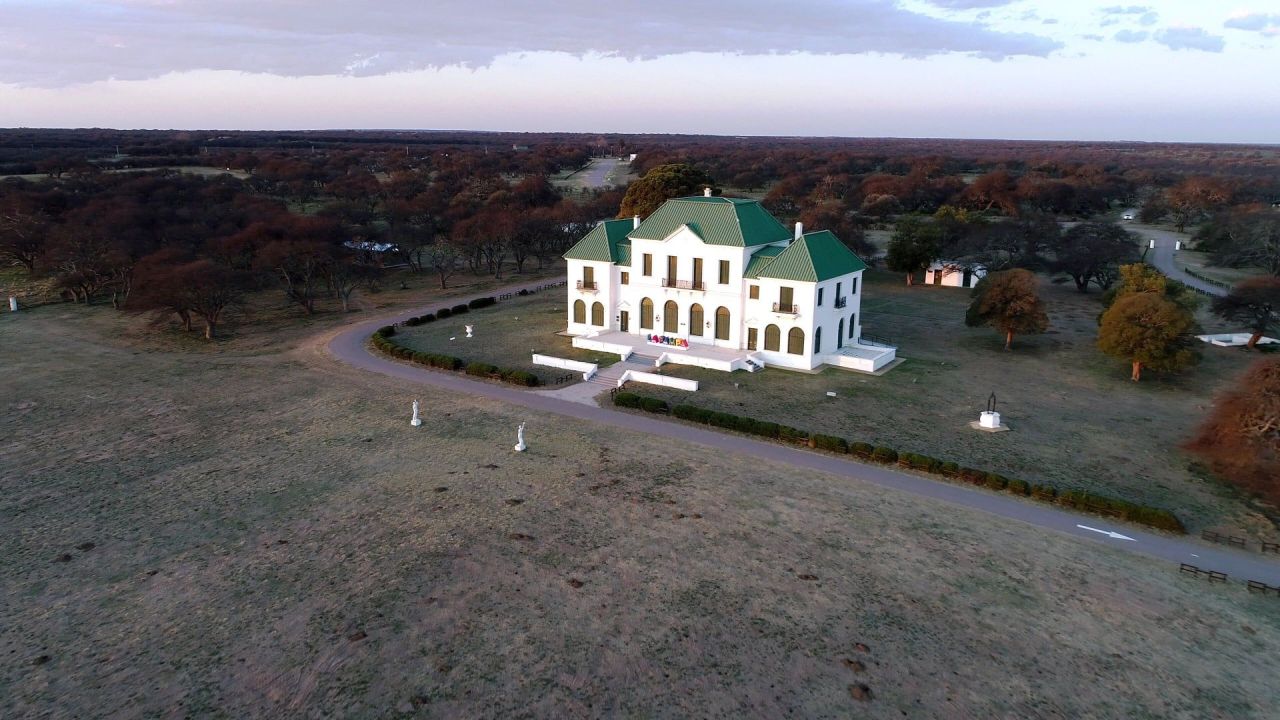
[563,192,895,373]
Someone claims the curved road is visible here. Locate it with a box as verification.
[327,288,1280,585]
[1127,223,1227,296]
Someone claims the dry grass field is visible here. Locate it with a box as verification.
[393,292,616,384]
[3,290,1280,718]
[617,270,1274,540]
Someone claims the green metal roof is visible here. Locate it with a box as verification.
[629,196,791,247]
[752,231,868,283]
[563,219,633,263]
[742,245,786,279]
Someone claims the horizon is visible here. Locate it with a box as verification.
[2,1,1279,144]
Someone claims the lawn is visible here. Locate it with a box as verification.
[629,269,1274,539]
[1176,249,1266,288]
[392,290,617,384]
[3,304,1280,717]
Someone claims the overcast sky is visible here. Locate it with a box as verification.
[1,1,1278,142]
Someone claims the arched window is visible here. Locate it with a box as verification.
[814,326,822,354]
[849,313,857,338]
[764,324,780,351]
[787,327,805,355]
[664,300,679,333]
[715,307,730,340]
[573,299,586,324]
[640,297,654,329]
[689,304,704,336]
[591,301,604,326]
[837,319,845,348]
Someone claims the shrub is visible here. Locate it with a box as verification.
[870,446,898,464]
[958,467,986,484]
[468,297,496,309]
[673,404,708,422]
[376,325,396,338]
[403,316,422,327]
[1006,478,1030,496]
[983,473,1008,491]
[849,442,874,459]
[641,397,669,414]
[812,434,848,453]
[451,304,469,314]
[517,288,530,296]
[938,462,960,477]
[421,313,436,323]
[1031,484,1057,500]
[779,426,809,444]
[613,392,643,409]
[466,362,500,377]
[503,370,539,387]
[437,307,452,319]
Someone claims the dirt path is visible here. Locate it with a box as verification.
[323,284,1280,585]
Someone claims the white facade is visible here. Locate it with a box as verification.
[924,261,986,289]
[564,195,893,372]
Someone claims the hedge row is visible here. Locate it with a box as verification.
[670,403,809,443]
[369,331,539,387]
[402,297,493,326]
[611,392,1186,534]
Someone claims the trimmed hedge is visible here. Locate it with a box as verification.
[870,446,898,464]
[612,390,1188,535]
[468,297,496,310]
[812,434,848,453]
[375,325,396,338]
[450,304,469,314]
[369,330,536,386]
[437,307,452,319]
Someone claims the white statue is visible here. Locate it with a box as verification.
[514,422,527,452]
[411,400,422,427]
[465,324,474,338]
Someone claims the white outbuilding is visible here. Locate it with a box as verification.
[924,261,986,289]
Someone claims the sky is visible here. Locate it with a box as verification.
[0,1,1278,142]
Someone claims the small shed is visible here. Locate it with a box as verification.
[924,261,985,289]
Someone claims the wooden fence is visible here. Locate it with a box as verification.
[1202,529,1248,549]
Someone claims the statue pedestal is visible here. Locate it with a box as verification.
[969,411,1009,433]
[513,442,526,452]
[411,418,422,427]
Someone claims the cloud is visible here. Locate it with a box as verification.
[1114,29,1149,43]
[1154,27,1226,52]
[0,0,1063,87]
[1100,5,1152,15]
[1098,5,1158,27]
[925,1,1018,7]
[1224,13,1280,36]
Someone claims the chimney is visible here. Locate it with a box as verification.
[633,215,640,230]
[704,187,712,197]
[794,221,803,242]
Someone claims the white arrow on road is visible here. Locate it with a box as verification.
[1077,524,1136,541]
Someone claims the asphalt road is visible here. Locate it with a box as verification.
[327,284,1280,586]
[577,157,623,188]
[1127,223,1227,296]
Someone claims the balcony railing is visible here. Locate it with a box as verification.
[834,296,847,309]
[662,278,705,291]
[576,280,598,291]
[772,302,799,314]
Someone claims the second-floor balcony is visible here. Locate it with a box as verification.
[576,280,598,291]
[772,302,799,314]
[662,278,705,291]
[834,296,848,309]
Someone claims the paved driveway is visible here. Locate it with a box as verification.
[327,286,1280,585]
[1127,223,1227,296]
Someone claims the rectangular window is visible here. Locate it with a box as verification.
[851,277,858,294]
[749,285,759,300]
[620,271,629,285]
[693,258,703,288]
[817,287,824,307]
[836,282,842,297]
[719,260,730,284]
[583,266,594,287]
[849,313,857,338]
[643,253,653,276]
[667,255,678,282]
[779,286,793,308]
